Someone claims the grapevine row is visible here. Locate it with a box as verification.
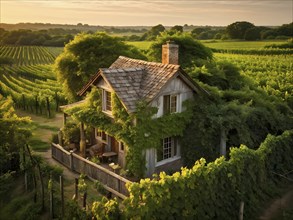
[0,46,62,65]
[214,53,293,109]
[0,63,66,116]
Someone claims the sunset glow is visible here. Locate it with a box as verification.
[1,0,292,26]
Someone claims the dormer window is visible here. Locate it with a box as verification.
[163,94,178,114]
[102,89,112,112]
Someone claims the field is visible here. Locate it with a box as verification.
[201,40,286,49]
[0,46,65,116]
[127,41,153,50]
[214,53,293,106]
[0,46,63,65]
[127,40,288,51]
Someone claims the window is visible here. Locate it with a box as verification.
[96,129,107,142]
[157,137,178,162]
[163,137,172,159]
[119,142,124,152]
[163,95,177,114]
[102,89,112,112]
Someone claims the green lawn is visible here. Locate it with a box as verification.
[127,40,288,51]
[16,110,63,151]
[126,41,153,50]
[201,40,287,50]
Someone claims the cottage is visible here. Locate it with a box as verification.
[60,41,205,177]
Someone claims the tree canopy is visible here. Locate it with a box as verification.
[169,25,183,34]
[148,32,213,69]
[226,21,255,39]
[0,29,74,46]
[54,32,146,102]
[141,24,166,41]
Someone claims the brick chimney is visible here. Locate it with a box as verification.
[162,41,179,65]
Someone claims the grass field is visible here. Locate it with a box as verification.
[201,40,287,50]
[126,41,153,50]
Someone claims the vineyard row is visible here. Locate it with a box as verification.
[0,46,63,65]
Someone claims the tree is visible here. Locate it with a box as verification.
[191,27,211,35]
[148,32,213,69]
[276,22,293,37]
[141,24,165,41]
[226,21,255,39]
[244,27,261,41]
[169,25,183,33]
[54,32,146,102]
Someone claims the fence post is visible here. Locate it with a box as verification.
[239,201,244,220]
[60,175,64,218]
[74,178,78,201]
[58,130,63,146]
[70,150,74,171]
[49,174,54,219]
[51,143,54,158]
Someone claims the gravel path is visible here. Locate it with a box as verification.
[259,185,293,219]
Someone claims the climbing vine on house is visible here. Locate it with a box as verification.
[63,88,194,177]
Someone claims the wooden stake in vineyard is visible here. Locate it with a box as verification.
[49,174,54,219]
[60,175,64,218]
[46,97,51,118]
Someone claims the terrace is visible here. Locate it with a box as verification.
[51,143,132,199]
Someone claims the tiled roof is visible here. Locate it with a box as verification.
[100,67,146,112]
[79,56,203,113]
[109,56,180,103]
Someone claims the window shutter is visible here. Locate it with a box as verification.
[163,95,170,114]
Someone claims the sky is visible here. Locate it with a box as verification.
[0,0,292,26]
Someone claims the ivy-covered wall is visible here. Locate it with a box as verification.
[64,88,194,177]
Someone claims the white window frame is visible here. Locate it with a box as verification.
[119,142,125,152]
[102,89,112,113]
[156,137,181,167]
[163,94,180,115]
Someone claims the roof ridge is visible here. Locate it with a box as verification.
[118,56,180,69]
[108,67,145,71]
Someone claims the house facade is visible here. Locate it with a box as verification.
[62,41,205,177]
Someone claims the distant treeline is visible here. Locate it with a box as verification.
[0,26,148,47]
[125,22,292,42]
[0,22,292,47]
[0,28,74,47]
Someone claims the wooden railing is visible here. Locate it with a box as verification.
[51,143,131,199]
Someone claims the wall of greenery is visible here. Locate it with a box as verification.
[91,130,293,219]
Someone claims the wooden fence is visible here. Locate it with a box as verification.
[51,143,131,199]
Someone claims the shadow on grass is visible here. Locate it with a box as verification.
[29,139,50,151]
